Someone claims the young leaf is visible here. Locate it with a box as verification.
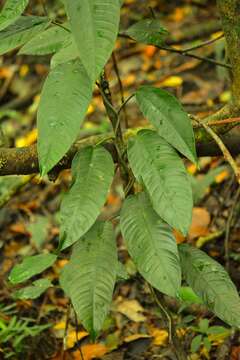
[0,0,29,31]
[19,24,70,55]
[65,0,120,80]
[136,86,197,164]
[0,16,50,55]
[120,192,181,297]
[60,221,117,337]
[60,146,114,250]
[191,335,202,353]
[125,19,168,46]
[37,59,93,175]
[9,253,57,284]
[13,279,52,300]
[179,244,240,327]
[50,38,79,68]
[128,130,193,235]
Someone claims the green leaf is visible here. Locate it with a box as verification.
[136,86,197,164]
[37,58,93,175]
[191,334,202,353]
[179,244,240,327]
[19,24,70,55]
[50,37,79,68]
[120,192,181,297]
[203,336,211,351]
[178,286,203,304]
[60,221,117,337]
[0,16,50,55]
[125,19,168,46]
[116,261,129,281]
[199,319,209,333]
[0,0,29,31]
[190,165,228,205]
[60,146,114,249]
[13,279,52,300]
[128,130,193,235]
[26,215,49,249]
[9,253,57,284]
[65,0,120,80]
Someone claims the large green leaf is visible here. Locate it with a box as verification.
[60,146,114,249]
[9,253,57,284]
[179,244,240,327]
[50,37,79,68]
[37,59,93,175]
[14,279,52,300]
[128,130,193,235]
[60,221,117,336]
[19,24,70,55]
[65,0,120,80]
[125,19,168,46]
[0,0,29,31]
[136,86,197,164]
[0,16,50,55]
[120,192,181,297]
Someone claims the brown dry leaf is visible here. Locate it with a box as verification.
[9,222,27,235]
[231,346,240,360]
[73,344,108,360]
[149,328,168,346]
[189,207,211,240]
[116,298,146,322]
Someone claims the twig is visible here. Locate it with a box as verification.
[224,186,240,270]
[61,303,71,360]
[195,118,240,184]
[74,310,84,360]
[118,33,231,69]
[182,33,224,53]
[150,286,186,360]
[112,52,129,128]
[193,117,240,128]
[157,44,231,69]
[117,94,135,116]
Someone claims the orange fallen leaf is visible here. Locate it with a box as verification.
[73,344,107,360]
[215,169,229,183]
[189,207,211,240]
[144,45,156,58]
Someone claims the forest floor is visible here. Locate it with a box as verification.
[1,0,240,359]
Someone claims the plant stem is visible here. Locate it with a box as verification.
[195,118,240,184]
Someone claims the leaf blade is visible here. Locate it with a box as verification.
[136,86,197,164]
[37,59,93,175]
[9,253,57,284]
[60,146,114,249]
[179,244,240,327]
[19,24,70,55]
[128,129,193,235]
[125,19,168,46]
[65,0,120,80]
[0,0,29,31]
[60,221,118,336]
[120,192,181,297]
[0,16,50,55]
